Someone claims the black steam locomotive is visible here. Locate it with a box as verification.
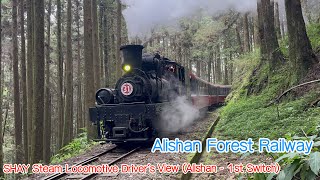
[89,45,186,143]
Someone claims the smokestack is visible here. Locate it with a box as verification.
[120,45,144,70]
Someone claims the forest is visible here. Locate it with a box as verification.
[0,0,320,179]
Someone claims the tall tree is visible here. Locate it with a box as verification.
[116,0,121,79]
[43,0,52,164]
[215,43,222,83]
[63,0,73,146]
[84,0,96,139]
[19,0,28,164]
[92,0,100,90]
[56,0,63,149]
[281,17,285,39]
[257,0,283,67]
[208,47,213,82]
[103,0,109,86]
[12,0,23,164]
[32,0,45,163]
[253,15,260,47]
[76,0,83,134]
[235,23,243,53]
[26,0,33,163]
[243,13,250,53]
[0,0,3,176]
[274,2,281,39]
[285,0,318,79]
[249,17,255,50]
[99,0,104,86]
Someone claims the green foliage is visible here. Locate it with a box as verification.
[307,23,320,49]
[279,36,289,58]
[50,131,96,164]
[216,49,320,140]
[268,128,320,180]
[238,127,320,180]
[214,21,320,180]
[227,50,260,101]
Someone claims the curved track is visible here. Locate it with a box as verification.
[42,146,140,180]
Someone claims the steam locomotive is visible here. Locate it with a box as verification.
[89,45,231,144]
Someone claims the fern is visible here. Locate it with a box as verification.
[50,131,97,164]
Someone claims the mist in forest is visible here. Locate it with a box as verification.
[121,0,257,39]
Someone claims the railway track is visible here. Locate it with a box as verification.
[43,146,140,180]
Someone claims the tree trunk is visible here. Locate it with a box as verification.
[178,43,182,65]
[13,0,23,164]
[196,60,201,77]
[223,35,229,85]
[208,49,213,83]
[63,0,73,146]
[56,0,63,149]
[43,0,52,164]
[213,51,216,83]
[84,0,96,140]
[99,0,104,86]
[301,0,312,23]
[215,44,222,83]
[243,13,250,53]
[235,24,243,54]
[103,0,109,86]
[285,0,318,79]
[19,0,28,164]
[116,0,122,79]
[253,15,260,48]
[281,17,285,39]
[92,0,100,90]
[224,59,229,85]
[26,0,33,163]
[76,0,83,134]
[249,17,254,51]
[32,0,45,164]
[0,0,3,176]
[257,0,283,67]
[229,52,233,83]
[274,2,281,39]
[111,29,116,85]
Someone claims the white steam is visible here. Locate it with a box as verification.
[121,0,257,39]
[160,96,200,133]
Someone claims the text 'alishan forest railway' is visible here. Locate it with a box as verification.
[89,45,231,144]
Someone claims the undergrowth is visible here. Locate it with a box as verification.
[212,23,320,179]
[215,24,320,140]
[50,131,97,164]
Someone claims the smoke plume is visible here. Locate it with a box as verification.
[160,96,200,133]
[121,0,257,38]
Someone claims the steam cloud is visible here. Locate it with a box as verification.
[160,96,200,133]
[121,0,257,39]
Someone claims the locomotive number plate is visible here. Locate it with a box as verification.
[121,83,133,96]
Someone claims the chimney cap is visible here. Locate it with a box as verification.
[120,44,144,50]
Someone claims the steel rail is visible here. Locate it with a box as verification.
[79,146,140,180]
[43,146,118,180]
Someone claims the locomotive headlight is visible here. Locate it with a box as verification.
[123,64,131,72]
